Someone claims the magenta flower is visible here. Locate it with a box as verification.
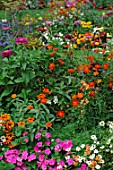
[59,160,65,167]
[54,144,61,152]
[44,148,51,155]
[22,150,28,160]
[2,27,10,31]
[28,153,36,162]
[0,156,3,160]
[14,167,22,170]
[45,132,51,138]
[48,158,56,166]
[45,140,51,146]
[37,161,41,168]
[37,141,42,147]
[23,131,28,136]
[16,37,28,44]
[66,158,73,165]
[56,138,60,143]
[24,138,29,143]
[34,145,41,153]
[6,154,18,164]
[39,154,45,162]
[1,49,13,57]
[78,163,87,170]
[21,165,27,170]
[35,133,41,139]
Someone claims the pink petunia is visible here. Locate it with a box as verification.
[28,153,36,162]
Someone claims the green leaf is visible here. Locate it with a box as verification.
[1,87,13,98]
[14,77,24,83]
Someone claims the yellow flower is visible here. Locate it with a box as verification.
[25,22,30,26]
[76,39,81,44]
[95,42,99,46]
[87,21,92,25]
[38,17,43,21]
[73,44,77,48]
[97,79,102,84]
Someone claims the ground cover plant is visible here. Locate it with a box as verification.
[0,0,113,170]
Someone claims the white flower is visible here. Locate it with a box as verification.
[95,164,101,169]
[109,144,112,148]
[0,136,6,142]
[80,144,85,148]
[65,155,70,160]
[46,100,51,105]
[76,146,81,151]
[53,96,58,104]
[86,161,91,166]
[99,121,105,127]
[91,135,97,141]
[110,150,113,153]
[90,144,96,150]
[89,154,95,160]
[94,149,99,154]
[2,19,7,22]
[101,159,104,163]
[100,145,105,149]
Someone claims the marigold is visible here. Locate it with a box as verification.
[88,82,95,88]
[93,71,99,76]
[90,91,95,97]
[72,100,79,107]
[40,98,48,104]
[68,68,75,73]
[57,110,65,118]
[50,52,56,57]
[47,45,53,50]
[18,121,25,126]
[0,113,10,121]
[6,120,15,129]
[11,94,17,99]
[46,122,52,127]
[72,94,78,99]
[48,63,56,70]
[27,117,35,123]
[54,48,58,51]
[27,105,34,110]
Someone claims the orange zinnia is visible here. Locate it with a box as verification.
[46,122,52,127]
[84,66,90,74]
[50,52,56,57]
[93,71,99,76]
[90,91,95,97]
[18,121,25,126]
[40,98,48,104]
[58,59,64,65]
[6,120,14,129]
[68,69,75,73]
[47,45,53,50]
[72,100,79,107]
[42,88,51,94]
[103,63,109,70]
[72,94,78,99]
[36,93,46,99]
[48,63,56,70]
[57,110,65,118]
[0,113,10,121]
[54,48,58,51]
[27,117,35,123]
[6,133,14,140]
[88,82,95,88]
[27,105,34,110]
[77,92,84,99]
[11,94,17,99]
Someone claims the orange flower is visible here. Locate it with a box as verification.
[94,64,101,70]
[58,59,64,65]
[72,94,78,99]
[36,93,46,99]
[0,113,10,121]
[27,117,35,123]
[68,69,75,73]
[84,144,91,155]
[84,66,90,74]
[103,63,109,70]
[11,94,17,99]
[27,105,34,110]
[6,133,14,140]
[18,121,25,126]
[72,100,79,107]
[40,98,48,104]
[48,63,56,70]
[88,82,95,88]
[57,110,65,118]
[46,122,52,127]
[77,92,84,99]
[93,71,99,76]
[47,45,53,50]
[42,88,51,94]
[109,82,113,88]
[6,120,14,129]
[54,48,58,51]
[90,91,95,97]
[50,52,56,57]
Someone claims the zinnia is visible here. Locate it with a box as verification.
[1,50,13,57]
[16,37,28,44]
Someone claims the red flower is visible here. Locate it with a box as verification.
[103,63,109,70]
[57,110,65,118]
[90,91,95,97]
[48,63,56,70]
[88,82,95,88]
[72,100,79,107]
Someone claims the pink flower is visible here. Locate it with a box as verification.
[35,133,41,139]
[37,161,41,168]
[16,37,28,44]
[23,131,28,136]
[48,158,56,166]
[22,150,28,160]
[66,158,73,165]
[21,165,27,170]
[0,156,3,160]
[6,154,17,164]
[78,163,87,170]
[28,153,36,162]
[45,132,51,138]
[56,138,60,143]
[37,141,42,147]
[39,154,44,162]
[44,148,51,155]
[45,140,51,146]
[24,138,29,143]
[54,144,61,152]
[2,27,10,31]
[34,146,41,153]
[59,160,65,167]
[14,167,22,170]
[1,49,13,57]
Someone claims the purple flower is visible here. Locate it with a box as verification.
[66,158,73,165]
[22,150,28,160]
[0,156,3,160]
[45,140,51,146]
[74,21,81,25]
[28,153,36,162]
[78,163,87,170]
[45,132,51,138]
[35,133,41,139]
[44,148,51,155]
[16,37,28,44]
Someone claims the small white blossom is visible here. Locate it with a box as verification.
[100,145,105,149]
[46,100,52,105]
[76,146,81,151]
[0,136,6,142]
[65,155,70,160]
[53,96,58,104]
[89,154,95,160]
[95,164,101,169]
[80,144,85,148]
[99,121,105,127]
[90,144,96,150]
[94,149,99,154]
[86,161,91,166]
[91,135,97,141]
